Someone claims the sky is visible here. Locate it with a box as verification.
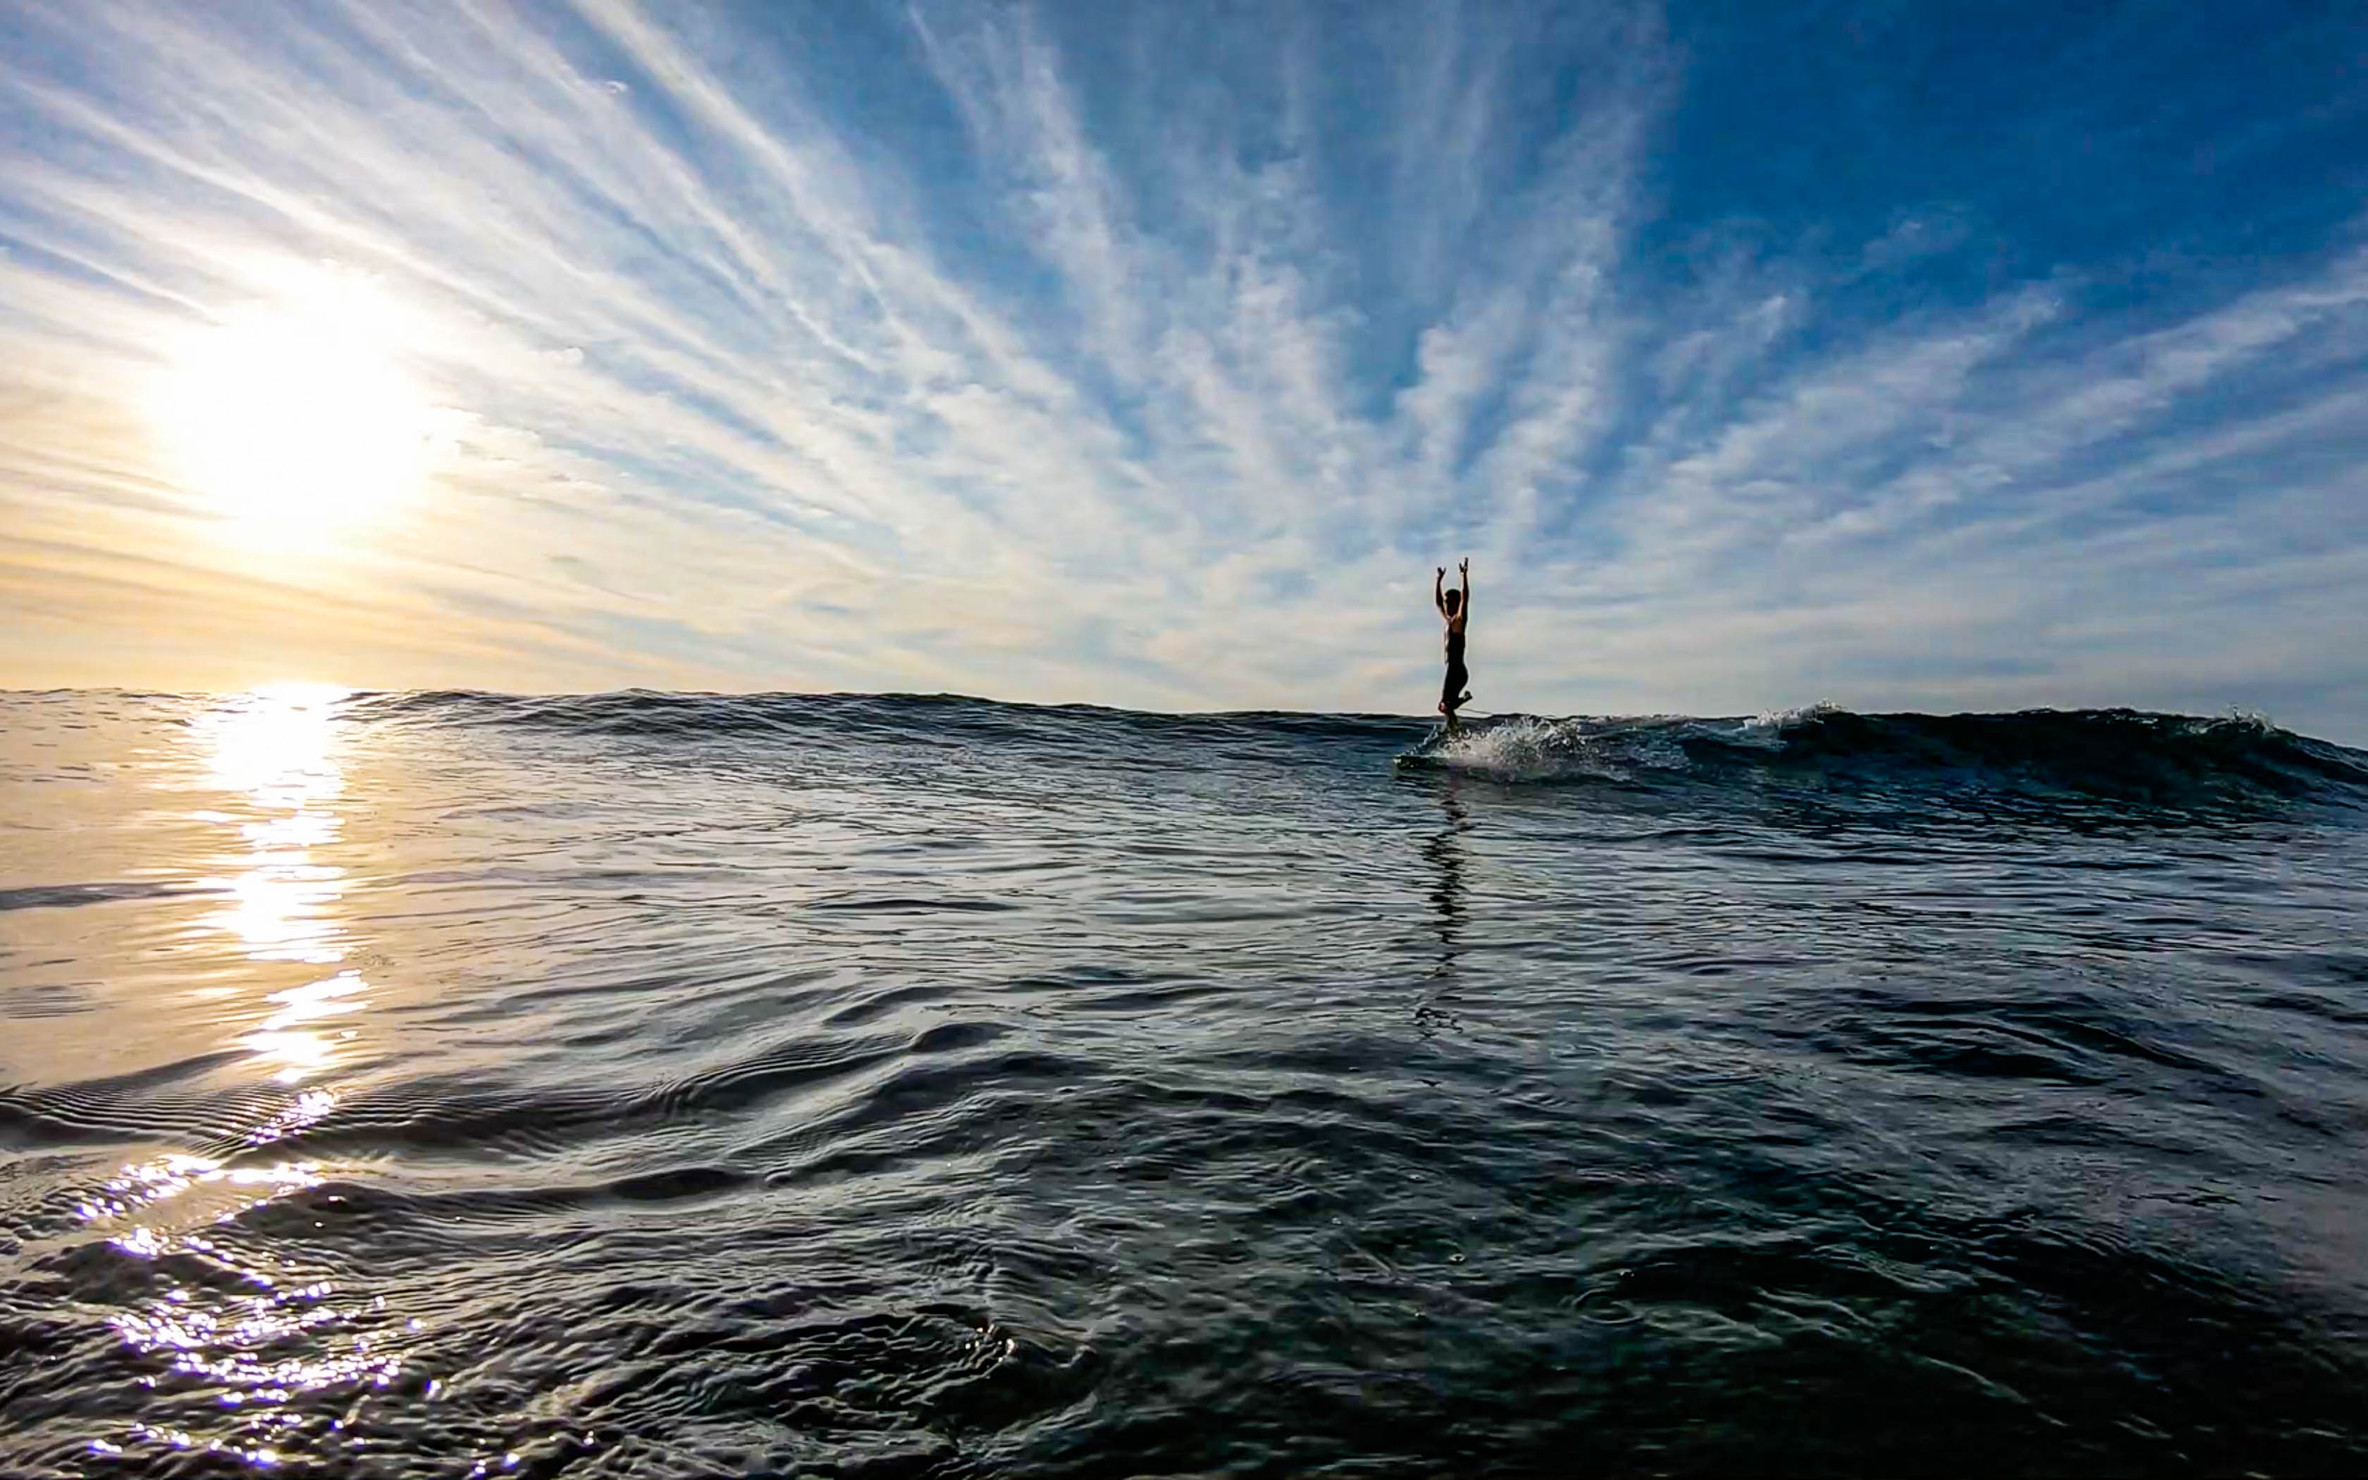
[1,0,2364,738]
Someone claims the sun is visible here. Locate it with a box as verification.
[148,268,439,541]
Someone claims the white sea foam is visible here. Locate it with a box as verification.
[1424,715,1691,782]
[1746,699,1844,732]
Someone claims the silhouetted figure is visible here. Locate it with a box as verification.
[1434,557,1471,731]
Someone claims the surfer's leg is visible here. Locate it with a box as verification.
[1440,664,1468,718]
[1439,664,1469,731]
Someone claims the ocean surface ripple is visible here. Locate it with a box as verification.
[3,688,2366,1476]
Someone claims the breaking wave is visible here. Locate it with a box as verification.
[1405,704,2368,809]
[339,689,2368,812]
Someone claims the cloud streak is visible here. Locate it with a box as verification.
[0,0,2363,737]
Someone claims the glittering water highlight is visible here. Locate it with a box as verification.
[3,688,2366,1476]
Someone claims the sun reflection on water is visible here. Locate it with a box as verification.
[76,1132,402,1465]
[195,683,367,1080]
[74,685,411,1466]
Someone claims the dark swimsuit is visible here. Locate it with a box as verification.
[1441,625,1468,712]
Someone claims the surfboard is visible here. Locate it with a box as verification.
[1396,717,1473,768]
[1397,707,1518,768]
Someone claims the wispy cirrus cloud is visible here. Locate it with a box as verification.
[0,0,2362,736]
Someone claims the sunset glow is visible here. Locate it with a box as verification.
[145,272,437,542]
[0,0,2363,732]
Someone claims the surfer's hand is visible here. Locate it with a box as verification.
[1435,566,1445,579]
[1458,557,1469,575]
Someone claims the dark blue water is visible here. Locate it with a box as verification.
[3,688,2366,1476]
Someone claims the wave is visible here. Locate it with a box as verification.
[331,690,2368,812]
[1410,704,2368,809]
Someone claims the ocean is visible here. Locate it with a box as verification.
[3,687,2366,1476]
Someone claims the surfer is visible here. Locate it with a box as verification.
[1434,557,1470,731]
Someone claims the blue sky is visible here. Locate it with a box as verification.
[1,1,2363,738]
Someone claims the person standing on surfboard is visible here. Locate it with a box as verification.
[1434,557,1471,731]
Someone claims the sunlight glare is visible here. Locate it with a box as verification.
[196,685,370,1079]
[148,269,438,541]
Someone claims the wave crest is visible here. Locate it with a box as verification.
[331,690,2367,811]
[1409,706,2368,809]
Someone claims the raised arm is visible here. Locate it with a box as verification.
[1433,565,1447,615]
[1457,557,1470,617]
